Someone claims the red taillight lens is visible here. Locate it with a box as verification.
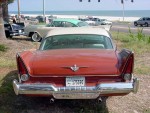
[122,54,134,81]
[17,56,28,75]
[122,54,134,74]
[119,49,134,81]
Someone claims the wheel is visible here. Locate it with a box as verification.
[145,23,148,27]
[31,32,42,42]
[134,22,138,26]
[5,31,13,38]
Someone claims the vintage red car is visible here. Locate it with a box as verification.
[13,27,139,101]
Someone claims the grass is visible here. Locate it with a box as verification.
[0,58,16,68]
[0,44,8,52]
[143,109,150,113]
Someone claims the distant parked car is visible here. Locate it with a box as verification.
[100,19,112,25]
[36,16,45,23]
[25,18,89,42]
[134,17,150,27]
[4,21,25,38]
[49,18,89,27]
[13,27,139,101]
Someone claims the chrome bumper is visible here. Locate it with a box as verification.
[10,32,25,36]
[13,78,139,99]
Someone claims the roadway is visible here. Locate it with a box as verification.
[111,22,150,35]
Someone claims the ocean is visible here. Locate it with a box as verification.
[9,10,150,17]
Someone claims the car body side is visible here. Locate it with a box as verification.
[25,19,89,39]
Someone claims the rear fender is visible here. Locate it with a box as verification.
[118,49,134,75]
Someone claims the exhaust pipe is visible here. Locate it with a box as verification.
[50,98,55,103]
[97,97,102,103]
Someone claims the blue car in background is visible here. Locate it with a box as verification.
[4,21,25,38]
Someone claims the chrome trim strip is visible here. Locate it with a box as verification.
[62,64,89,72]
[13,78,139,99]
[29,74,119,78]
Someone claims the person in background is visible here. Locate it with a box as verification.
[45,16,49,24]
[12,16,17,23]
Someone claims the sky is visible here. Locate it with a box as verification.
[8,0,150,11]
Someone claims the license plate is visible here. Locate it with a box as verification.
[66,77,85,86]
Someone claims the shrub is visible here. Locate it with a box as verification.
[148,37,150,44]
[128,26,134,39]
[136,27,145,41]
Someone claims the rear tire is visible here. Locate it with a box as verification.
[134,22,138,26]
[5,31,12,38]
[145,23,148,27]
[31,32,42,42]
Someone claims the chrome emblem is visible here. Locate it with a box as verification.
[70,64,79,72]
[62,64,88,72]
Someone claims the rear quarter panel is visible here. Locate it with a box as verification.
[25,25,56,38]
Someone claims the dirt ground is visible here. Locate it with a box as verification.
[0,36,150,113]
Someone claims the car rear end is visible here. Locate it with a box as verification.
[13,49,139,99]
[13,27,139,99]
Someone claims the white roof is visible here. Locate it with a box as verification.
[45,27,110,38]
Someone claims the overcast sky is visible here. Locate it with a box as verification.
[8,0,150,11]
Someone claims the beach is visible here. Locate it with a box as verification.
[55,15,140,22]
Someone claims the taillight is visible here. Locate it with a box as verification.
[119,49,134,81]
[122,54,134,81]
[122,54,134,74]
[17,57,27,75]
[16,55,29,81]
[123,54,134,74]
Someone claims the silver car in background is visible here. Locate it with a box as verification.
[134,17,150,27]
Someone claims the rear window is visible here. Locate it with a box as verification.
[77,22,89,27]
[40,34,113,50]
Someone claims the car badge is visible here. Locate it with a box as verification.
[70,64,79,72]
[62,64,88,72]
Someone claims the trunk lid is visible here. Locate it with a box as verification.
[30,49,119,76]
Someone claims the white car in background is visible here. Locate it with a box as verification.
[85,18,112,26]
[25,18,89,42]
[100,19,112,25]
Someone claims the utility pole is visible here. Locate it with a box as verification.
[121,0,134,21]
[122,1,125,21]
[17,0,20,22]
[43,0,45,22]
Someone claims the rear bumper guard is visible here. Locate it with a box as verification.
[13,78,139,99]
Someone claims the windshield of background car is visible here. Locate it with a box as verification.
[77,22,89,27]
[47,21,77,27]
[12,24,23,30]
[40,34,113,50]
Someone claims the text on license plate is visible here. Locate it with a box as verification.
[66,77,85,86]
